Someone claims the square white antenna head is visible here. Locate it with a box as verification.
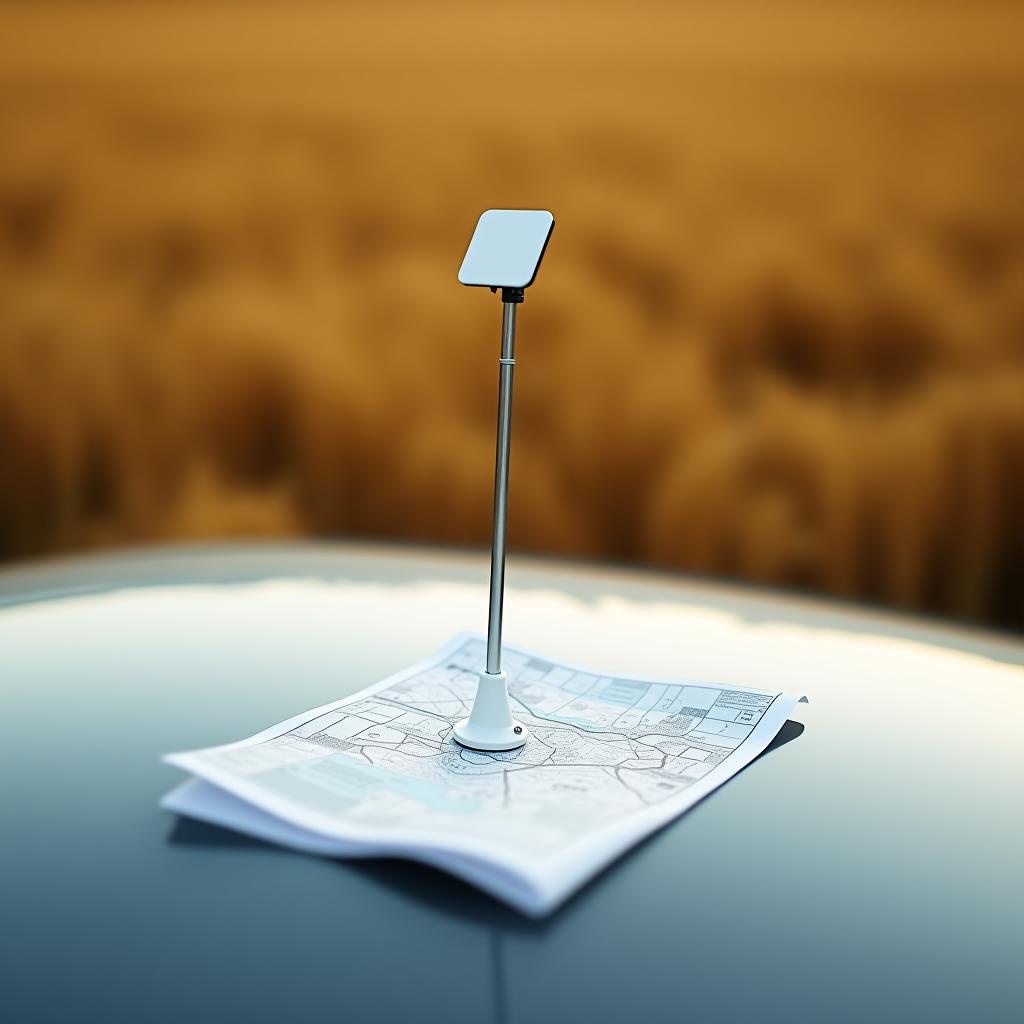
[458,209,555,290]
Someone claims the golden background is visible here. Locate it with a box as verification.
[1,2,1022,629]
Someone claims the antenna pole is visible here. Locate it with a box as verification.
[452,283,529,751]
[485,292,520,674]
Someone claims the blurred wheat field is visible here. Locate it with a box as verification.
[0,1,1022,628]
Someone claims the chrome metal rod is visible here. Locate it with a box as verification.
[485,300,517,674]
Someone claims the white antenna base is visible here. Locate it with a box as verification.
[453,671,529,751]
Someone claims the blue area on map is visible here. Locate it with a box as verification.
[280,755,482,814]
[590,679,650,706]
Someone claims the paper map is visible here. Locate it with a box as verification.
[163,633,806,915]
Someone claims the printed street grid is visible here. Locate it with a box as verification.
[198,637,776,854]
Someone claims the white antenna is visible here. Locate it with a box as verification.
[452,209,555,752]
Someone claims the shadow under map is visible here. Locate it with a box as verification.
[166,718,805,933]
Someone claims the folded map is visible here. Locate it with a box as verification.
[162,633,806,916]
